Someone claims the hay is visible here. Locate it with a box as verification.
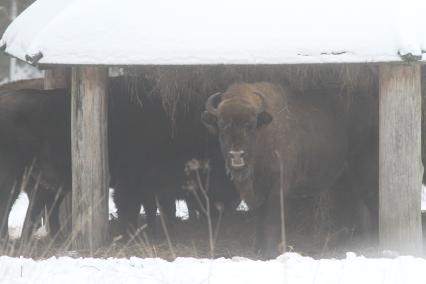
[122,64,378,125]
[1,205,380,260]
[0,65,379,130]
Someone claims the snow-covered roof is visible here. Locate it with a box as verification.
[1,0,426,66]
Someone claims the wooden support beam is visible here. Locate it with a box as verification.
[421,66,426,184]
[59,192,72,235]
[71,66,109,253]
[379,64,423,255]
[44,68,70,90]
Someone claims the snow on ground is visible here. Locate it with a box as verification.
[108,188,118,219]
[7,188,250,239]
[4,188,426,284]
[8,189,190,239]
[8,192,29,240]
[1,252,426,284]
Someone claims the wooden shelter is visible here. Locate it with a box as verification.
[1,0,425,255]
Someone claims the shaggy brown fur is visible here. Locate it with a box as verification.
[203,82,348,258]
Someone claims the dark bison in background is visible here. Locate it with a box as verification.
[202,82,348,258]
[0,87,70,240]
[110,92,238,237]
[0,77,237,241]
[108,78,238,238]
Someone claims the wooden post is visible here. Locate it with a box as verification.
[44,68,70,90]
[59,192,72,235]
[71,66,109,253]
[421,66,426,184]
[379,64,423,255]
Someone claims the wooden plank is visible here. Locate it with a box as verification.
[59,192,72,236]
[379,64,423,255]
[44,68,70,90]
[71,66,109,253]
[421,66,426,185]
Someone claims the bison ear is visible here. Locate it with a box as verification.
[201,111,218,134]
[257,112,273,128]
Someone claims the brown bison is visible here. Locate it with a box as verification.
[202,82,348,258]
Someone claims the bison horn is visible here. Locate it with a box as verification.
[205,92,222,116]
[254,91,267,113]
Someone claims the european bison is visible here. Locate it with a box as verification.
[202,82,348,258]
[113,145,238,239]
[107,78,238,238]
[111,93,239,238]
[0,77,237,241]
[0,87,70,240]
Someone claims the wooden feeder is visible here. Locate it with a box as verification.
[1,0,424,255]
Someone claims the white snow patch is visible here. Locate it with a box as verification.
[8,189,189,238]
[8,192,29,239]
[9,189,123,239]
[7,192,48,240]
[6,188,190,238]
[1,253,426,284]
[108,188,188,220]
[108,188,117,219]
[175,200,189,220]
[236,201,249,211]
[138,201,189,220]
[9,61,43,82]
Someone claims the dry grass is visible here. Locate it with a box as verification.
[1,197,380,261]
[122,64,378,124]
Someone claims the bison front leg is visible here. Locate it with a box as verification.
[114,182,142,240]
[254,177,286,259]
[141,191,158,238]
[44,188,67,239]
[21,186,47,242]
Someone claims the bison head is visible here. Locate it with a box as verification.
[201,88,272,208]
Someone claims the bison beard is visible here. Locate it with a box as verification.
[202,82,348,258]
